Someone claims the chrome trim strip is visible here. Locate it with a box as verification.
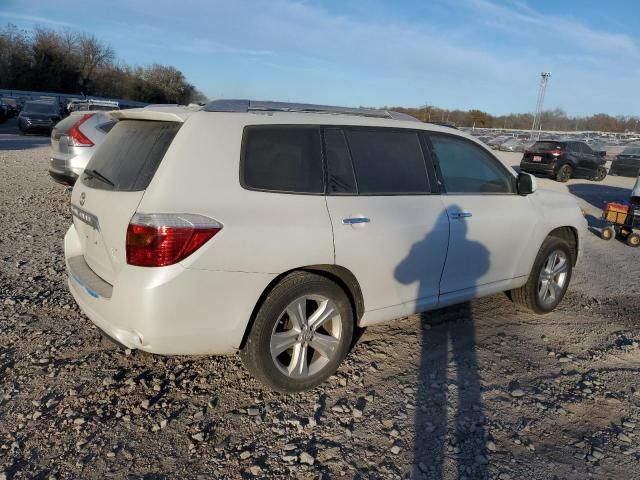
[70,204,100,231]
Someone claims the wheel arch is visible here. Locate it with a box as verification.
[238,264,364,350]
[546,226,579,265]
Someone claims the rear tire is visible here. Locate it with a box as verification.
[240,271,354,392]
[600,226,614,241]
[555,164,572,183]
[592,166,607,182]
[510,237,573,314]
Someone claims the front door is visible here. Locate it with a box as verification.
[424,133,538,299]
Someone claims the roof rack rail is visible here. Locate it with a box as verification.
[203,99,419,122]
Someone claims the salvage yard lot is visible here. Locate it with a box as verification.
[1,121,639,479]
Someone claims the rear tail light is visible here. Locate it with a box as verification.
[68,113,95,146]
[550,149,562,156]
[126,213,222,267]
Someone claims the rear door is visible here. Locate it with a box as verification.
[70,119,183,284]
[425,133,538,300]
[324,127,449,314]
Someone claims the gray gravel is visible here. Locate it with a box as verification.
[1,122,639,479]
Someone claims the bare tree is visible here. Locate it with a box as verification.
[76,33,114,93]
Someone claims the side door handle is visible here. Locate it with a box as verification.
[342,217,370,225]
[450,211,472,220]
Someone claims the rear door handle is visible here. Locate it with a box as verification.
[450,212,472,220]
[342,217,370,225]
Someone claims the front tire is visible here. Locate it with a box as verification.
[510,237,573,314]
[555,164,572,183]
[240,271,354,392]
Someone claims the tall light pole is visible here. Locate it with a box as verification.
[531,72,551,139]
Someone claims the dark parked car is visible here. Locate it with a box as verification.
[1,97,19,118]
[17,101,62,135]
[520,140,607,183]
[610,146,640,177]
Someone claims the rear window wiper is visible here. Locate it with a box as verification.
[84,168,115,187]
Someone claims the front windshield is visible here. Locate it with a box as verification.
[23,103,57,114]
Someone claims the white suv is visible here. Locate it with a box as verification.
[64,100,586,392]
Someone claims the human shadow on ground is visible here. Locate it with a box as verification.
[395,207,490,479]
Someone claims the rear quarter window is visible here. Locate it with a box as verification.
[82,120,180,191]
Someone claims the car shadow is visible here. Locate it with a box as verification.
[0,119,50,151]
[395,207,490,479]
[0,134,50,151]
[568,184,631,210]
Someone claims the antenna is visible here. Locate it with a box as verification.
[531,72,551,140]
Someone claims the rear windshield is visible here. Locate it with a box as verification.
[622,147,640,155]
[532,141,564,151]
[82,120,180,191]
[52,115,81,134]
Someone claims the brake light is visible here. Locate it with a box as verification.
[550,149,562,156]
[126,213,222,267]
[68,113,95,146]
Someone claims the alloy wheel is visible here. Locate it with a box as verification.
[270,295,343,378]
[558,165,571,182]
[537,250,569,306]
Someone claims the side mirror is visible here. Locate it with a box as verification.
[517,172,536,195]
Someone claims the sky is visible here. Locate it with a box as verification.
[1,0,639,116]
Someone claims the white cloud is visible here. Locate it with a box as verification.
[0,11,74,28]
[174,39,274,56]
[464,0,638,56]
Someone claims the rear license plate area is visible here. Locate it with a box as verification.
[533,155,542,162]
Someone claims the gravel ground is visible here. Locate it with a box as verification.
[1,120,639,480]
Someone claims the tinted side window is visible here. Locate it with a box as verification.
[428,134,514,194]
[324,129,356,194]
[243,127,323,193]
[581,143,593,154]
[82,120,181,191]
[345,129,429,194]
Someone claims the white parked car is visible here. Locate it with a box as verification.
[49,111,117,185]
[64,100,587,392]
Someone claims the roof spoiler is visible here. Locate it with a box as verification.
[109,108,190,122]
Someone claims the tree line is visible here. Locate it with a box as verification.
[390,106,640,133]
[0,23,206,104]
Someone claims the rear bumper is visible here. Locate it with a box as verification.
[610,164,640,177]
[64,224,276,355]
[49,169,78,186]
[49,157,82,185]
[520,162,555,174]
